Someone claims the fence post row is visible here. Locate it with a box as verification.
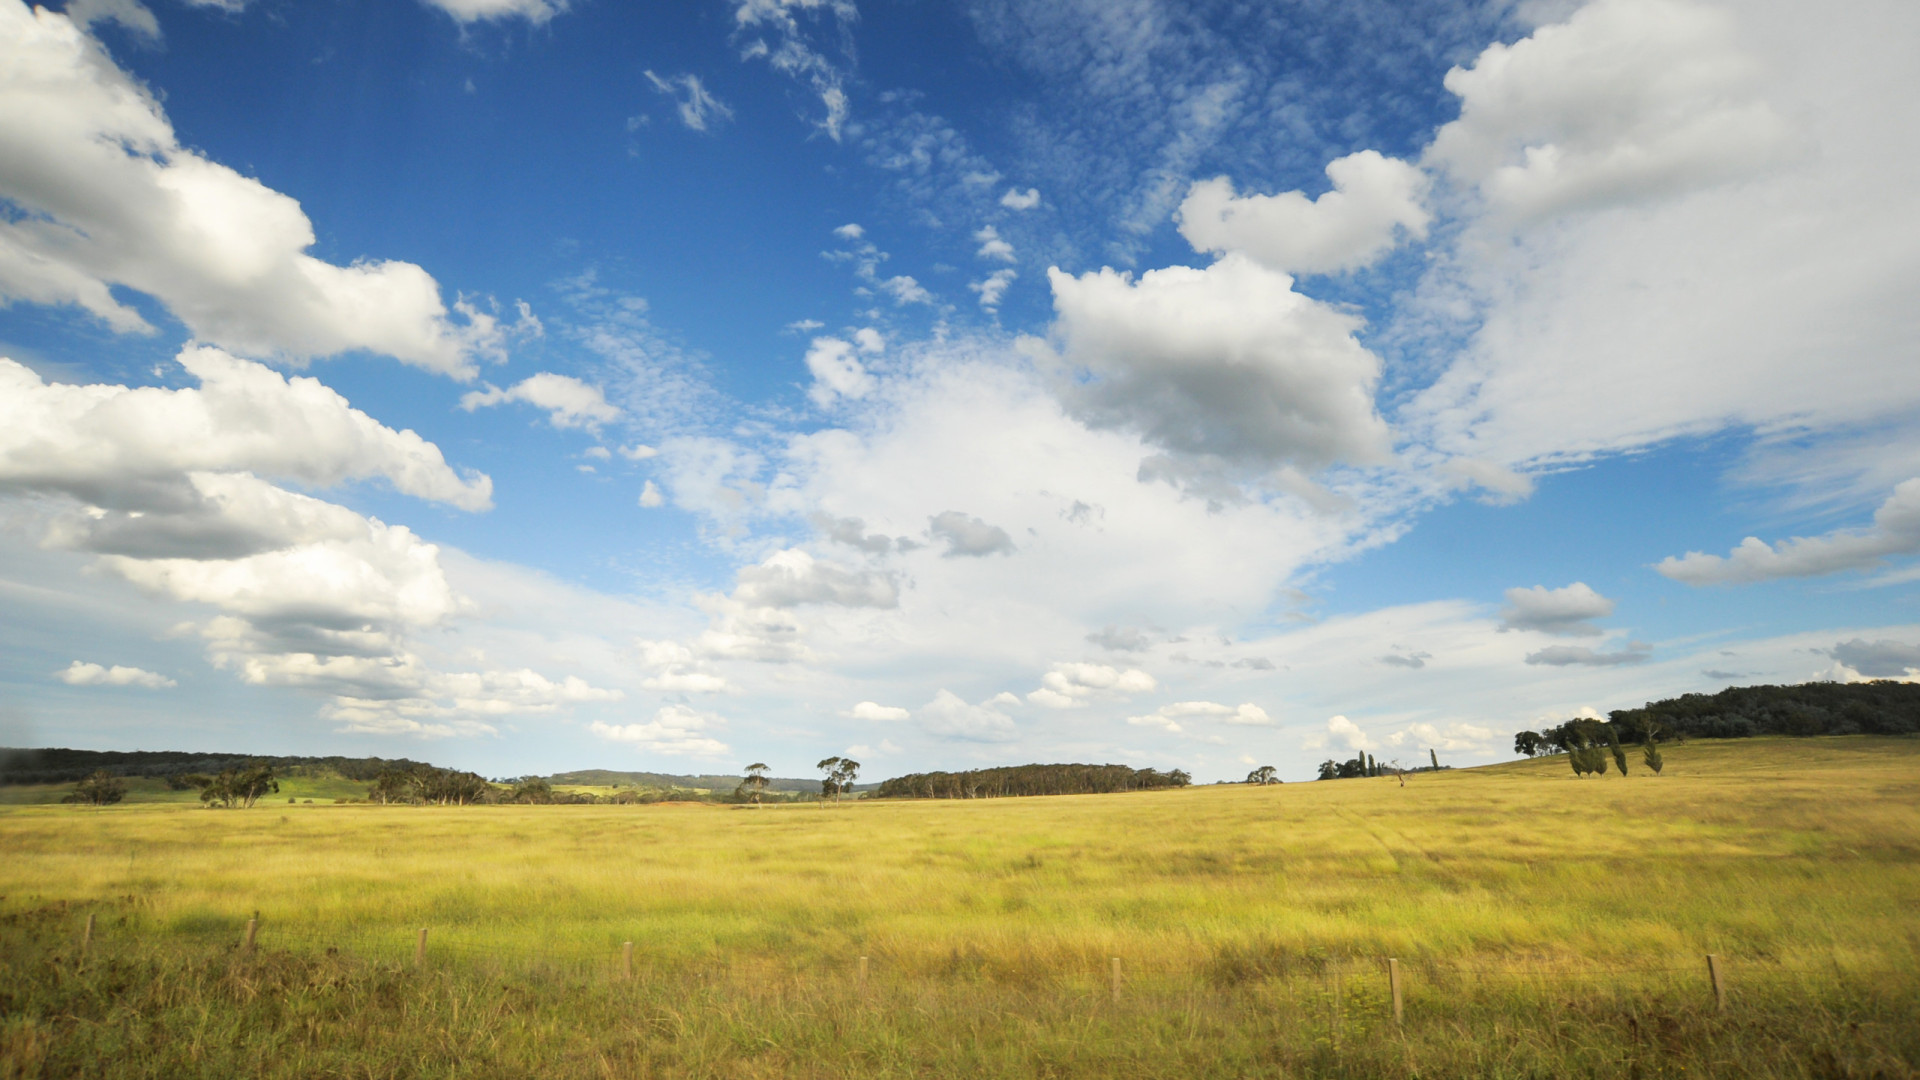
[1111,957,1122,1003]
[242,917,258,955]
[1707,953,1725,1012]
[858,955,869,992]
[80,912,94,959]
[623,941,635,981]
[415,927,429,969]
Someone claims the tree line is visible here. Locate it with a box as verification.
[1513,680,1920,766]
[4,747,423,786]
[1317,748,1448,781]
[873,763,1191,799]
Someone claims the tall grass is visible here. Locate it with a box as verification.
[1,736,1916,1077]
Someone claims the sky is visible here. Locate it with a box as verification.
[1,0,1917,783]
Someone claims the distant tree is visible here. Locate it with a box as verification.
[1430,748,1440,769]
[1643,741,1664,775]
[817,757,861,804]
[1316,760,1338,780]
[737,763,771,807]
[510,777,553,804]
[1245,765,1278,785]
[62,770,126,805]
[1514,731,1544,757]
[368,768,417,805]
[201,764,278,808]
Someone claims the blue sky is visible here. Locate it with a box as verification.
[2,0,1917,781]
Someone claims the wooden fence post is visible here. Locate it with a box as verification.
[415,927,429,969]
[858,955,869,992]
[1387,958,1403,1025]
[242,918,258,955]
[1110,957,1122,1003]
[81,912,94,959]
[622,941,634,981]
[1706,954,1725,1012]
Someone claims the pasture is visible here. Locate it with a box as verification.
[1,735,1916,1078]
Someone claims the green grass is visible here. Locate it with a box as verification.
[1,735,1916,1078]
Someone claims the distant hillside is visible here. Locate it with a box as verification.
[874,763,1191,799]
[0,748,427,786]
[542,769,870,793]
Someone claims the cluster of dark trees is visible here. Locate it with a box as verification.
[1,747,422,787]
[61,770,126,805]
[1514,680,1920,760]
[1316,748,1446,781]
[873,763,1191,799]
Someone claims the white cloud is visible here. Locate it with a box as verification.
[1311,715,1374,753]
[1127,700,1271,731]
[971,268,1017,309]
[974,225,1016,262]
[1498,582,1615,636]
[804,336,877,405]
[460,373,621,431]
[918,688,1017,741]
[1000,187,1041,210]
[57,660,174,688]
[638,480,666,508]
[848,700,910,721]
[620,444,660,461]
[732,0,857,140]
[1425,0,1791,224]
[1525,642,1651,666]
[1177,151,1430,275]
[1657,479,1920,585]
[1035,254,1393,475]
[880,275,933,305]
[0,347,492,516]
[418,0,568,25]
[928,511,1014,557]
[833,223,865,240]
[1027,661,1155,708]
[591,706,731,757]
[644,70,734,131]
[0,3,515,377]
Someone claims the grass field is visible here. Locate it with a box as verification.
[1,736,1916,1078]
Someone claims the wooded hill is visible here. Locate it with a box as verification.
[541,769,852,794]
[874,763,1191,799]
[0,748,426,786]
[1611,680,1920,738]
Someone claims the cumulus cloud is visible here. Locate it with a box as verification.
[731,548,899,609]
[591,706,730,757]
[1177,151,1430,275]
[0,347,492,516]
[418,0,568,25]
[928,511,1015,557]
[1027,661,1156,708]
[56,661,174,688]
[1828,639,1920,678]
[0,3,516,377]
[1127,700,1271,732]
[848,700,910,721]
[971,268,1017,310]
[1498,582,1615,636]
[460,373,621,431]
[1037,255,1393,475]
[1000,187,1041,210]
[638,480,666,508]
[644,70,733,131]
[1657,480,1920,585]
[918,688,1017,741]
[804,335,878,405]
[1306,714,1375,753]
[1525,642,1651,666]
[815,514,894,554]
[1425,0,1791,224]
[974,225,1016,262]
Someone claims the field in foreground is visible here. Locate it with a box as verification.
[1,736,1916,1078]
